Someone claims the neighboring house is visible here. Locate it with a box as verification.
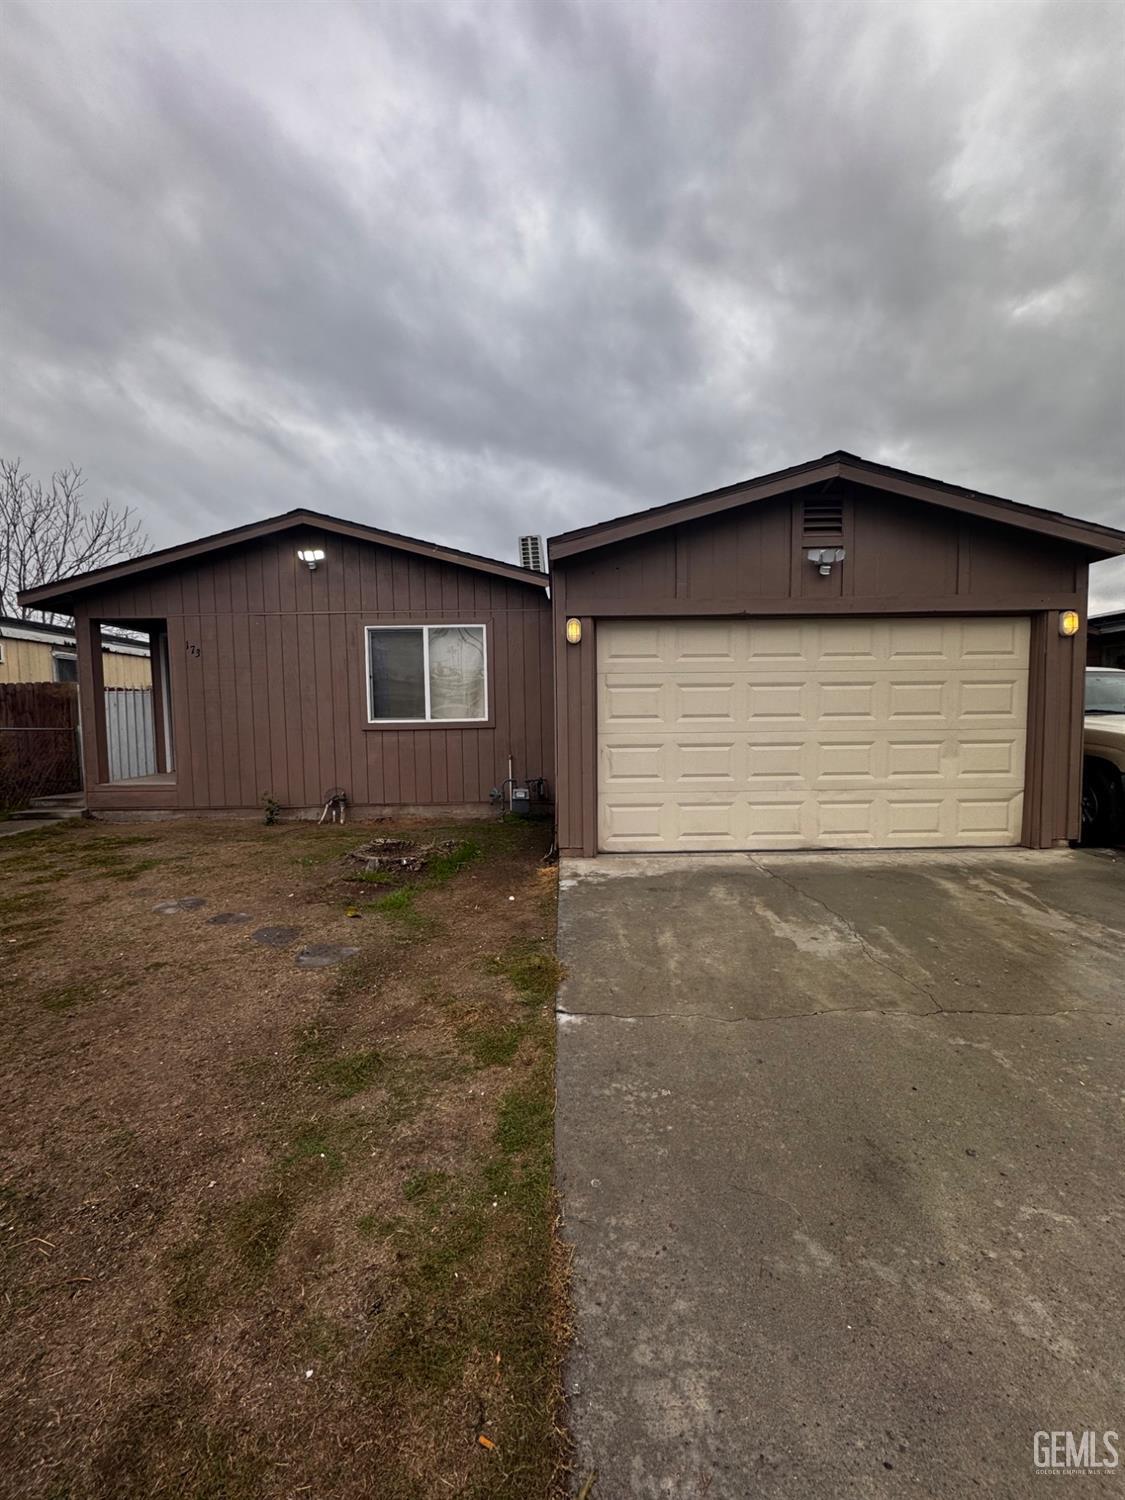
[18,451,1125,847]
[1087,610,1125,669]
[0,614,151,688]
[17,513,553,817]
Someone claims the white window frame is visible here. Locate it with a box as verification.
[52,650,78,683]
[365,624,488,725]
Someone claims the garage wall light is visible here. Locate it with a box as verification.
[565,617,583,645]
[1058,609,1080,638]
[298,548,325,571]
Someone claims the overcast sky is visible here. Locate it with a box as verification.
[2,0,1123,606]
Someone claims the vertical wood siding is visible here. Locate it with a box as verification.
[77,534,553,812]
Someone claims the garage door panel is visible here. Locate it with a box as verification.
[818,622,879,661]
[956,678,1023,719]
[598,616,1029,851]
[674,681,737,723]
[817,740,879,779]
[746,741,806,781]
[601,679,667,725]
[955,794,1023,838]
[887,620,952,661]
[957,739,1018,777]
[602,742,664,783]
[745,622,808,664]
[744,680,806,721]
[815,680,878,721]
[960,618,1027,660]
[676,742,738,782]
[602,731,1026,792]
[672,621,737,663]
[598,789,1027,851]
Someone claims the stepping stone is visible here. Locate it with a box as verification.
[153,897,207,914]
[251,925,301,948]
[296,943,361,970]
[207,911,253,926]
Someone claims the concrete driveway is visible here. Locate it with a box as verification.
[555,849,1125,1499]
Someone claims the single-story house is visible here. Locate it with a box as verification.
[0,614,151,687]
[1087,610,1125,669]
[19,451,1125,849]
[18,512,553,818]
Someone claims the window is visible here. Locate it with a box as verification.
[366,625,487,723]
[52,652,78,683]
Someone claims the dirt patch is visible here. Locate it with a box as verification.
[0,815,568,1500]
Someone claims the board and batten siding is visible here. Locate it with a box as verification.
[74,531,553,813]
[552,484,1090,855]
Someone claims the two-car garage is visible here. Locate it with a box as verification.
[597,616,1030,851]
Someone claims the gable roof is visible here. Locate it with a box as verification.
[549,451,1125,561]
[18,508,550,612]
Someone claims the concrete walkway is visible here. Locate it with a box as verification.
[555,848,1125,1498]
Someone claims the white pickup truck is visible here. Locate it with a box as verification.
[1082,667,1125,845]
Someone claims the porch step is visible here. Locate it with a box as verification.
[9,795,88,822]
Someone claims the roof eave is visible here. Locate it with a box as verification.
[17,508,548,610]
[548,455,1125,562]
[835,462,1125,559]
[549,459,842,560]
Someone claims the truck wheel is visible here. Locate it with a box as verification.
[1082,760,1125,846]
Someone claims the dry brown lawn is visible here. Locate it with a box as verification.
[0,814,568,1500]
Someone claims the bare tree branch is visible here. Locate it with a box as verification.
[0,459,150,624]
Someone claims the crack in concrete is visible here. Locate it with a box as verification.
[744,854,945,1012]
[556,1005,1100,1024]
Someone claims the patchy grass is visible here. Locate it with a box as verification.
[423,838,482,884]
[459,1019,528,1067]
[486,938,565,1005]
[0,815,567,1500]
[225,1186,297,1281]
[372,886,416,914]
[315,1048,383,1099]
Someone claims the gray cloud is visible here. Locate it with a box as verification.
[1,0,1123,605]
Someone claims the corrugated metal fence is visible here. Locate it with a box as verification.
[106,687,156,781]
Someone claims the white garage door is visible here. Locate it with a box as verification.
[598,616,1030,851]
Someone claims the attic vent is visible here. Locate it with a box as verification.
[519,535,546,572]
[802,499,844,539]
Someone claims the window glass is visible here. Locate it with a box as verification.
[53,654,78,683]
[428,626,486,720]
[369,629,425,720]
[1085,670,1125,714]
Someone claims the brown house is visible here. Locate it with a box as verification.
[19,451,1125,849]
[19,512,553,818]
[549,452,1125,855]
